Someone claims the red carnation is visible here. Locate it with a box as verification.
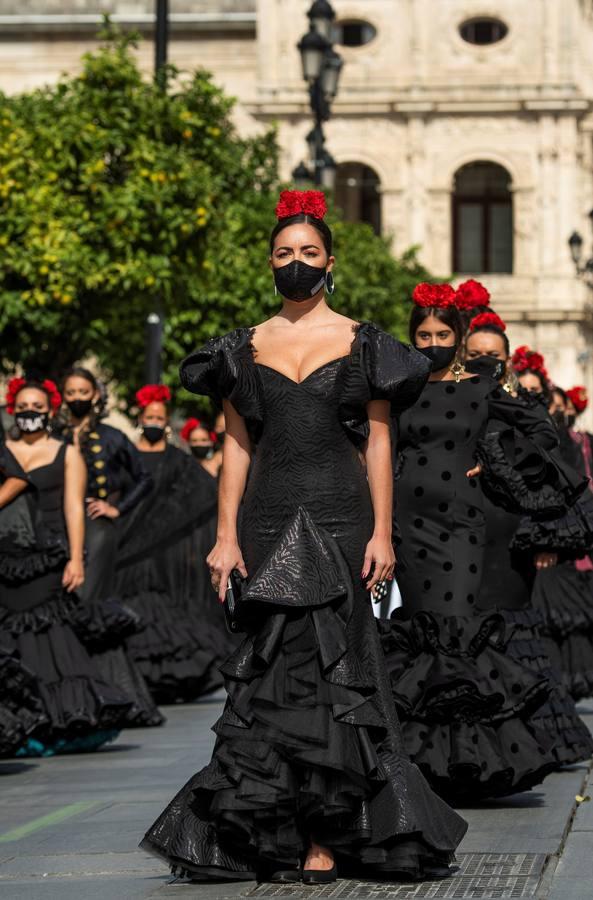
[275,190,328,221]
[470,312,507,332]
[567,386,588,414]
[5,376,26,414]
[455,279,491,310]
[412,282,456,308]
[512,345,548,378]
[180,417,202,442]
[5,376,61,414]
[135,384,171,409]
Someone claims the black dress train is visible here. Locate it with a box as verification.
[379,376,564,799]
[115,444,223,702]
[141,323,467,880]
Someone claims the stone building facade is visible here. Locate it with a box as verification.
[1,1,593,419]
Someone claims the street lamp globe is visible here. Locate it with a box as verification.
[297,26,331,81]
[569,230,584,266]
[320,48,344,99]
[307,0,336,41]
[320,149,338,191]
[292,161,312,187]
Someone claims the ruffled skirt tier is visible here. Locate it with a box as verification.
[142,507,466,880]
[379,609,558,799]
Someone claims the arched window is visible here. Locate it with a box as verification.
[335,163,381,234]
[452,162,513,273]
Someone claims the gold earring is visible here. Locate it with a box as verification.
[450,356,465,383]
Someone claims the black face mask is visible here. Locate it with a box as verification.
[215,430,225,446]
[15,410,49,434]
[142,425,165,445]
[551,410,567,430]
[417,344,458,372]
[66,398,93,420]
[567,414,576,429]
[191,445,214,460]
[465,355,506,381]
[273,260,326,302]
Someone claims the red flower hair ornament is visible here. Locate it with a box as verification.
[5,376,61,414]
[275,190,327,221]
[567,386,588,414]
[454,279,491,310]
[412,282,457,308]
[512,345,548,378]
[470,312,507,332]
[135,384,171,409]
[180,417,216,443]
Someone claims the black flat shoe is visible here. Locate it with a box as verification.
[302,864,337,884]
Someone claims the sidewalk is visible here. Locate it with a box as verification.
[0,693,591,900]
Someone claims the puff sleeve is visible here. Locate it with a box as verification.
[339,322,430,446]
[180,328,263,443]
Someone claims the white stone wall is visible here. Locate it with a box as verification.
[0,0,593,422]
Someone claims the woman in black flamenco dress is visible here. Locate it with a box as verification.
[142,192,466,883]
[0,377,132,754]
[57,367,162,727]
[464,315,592,767]
[379,285,565,800]
[114,386,223,702]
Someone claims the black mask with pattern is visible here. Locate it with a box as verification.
[465,356,506,382]
[15,410,49,434]
[273,261,326,302]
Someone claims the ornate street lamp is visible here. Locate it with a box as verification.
[296,2,343,188]
[308,0,336,40]
[568,212,593,284]
[292,161,313,187]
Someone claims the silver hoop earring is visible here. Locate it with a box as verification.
[325,271,335,295]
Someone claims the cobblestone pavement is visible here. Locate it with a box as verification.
[0,692,591,900]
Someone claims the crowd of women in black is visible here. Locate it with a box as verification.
[1,188,593,886]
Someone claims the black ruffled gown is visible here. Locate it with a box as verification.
[379,376,562,799]
[141,323,467,880]
[476,406,593,765]
[0,444,132,755]
[60,423,164,727]
[114,444,223,702]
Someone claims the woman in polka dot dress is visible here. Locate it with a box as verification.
[380,283,559,800]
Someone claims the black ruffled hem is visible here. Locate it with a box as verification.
[503,609,593,764]
[0,592,85,635]
[123,591,222,702]
[91,646,166,728]
[141,506,466,879]
[378,610,556,799]
[0,649,47,757]
[74,597,142,650]
[0,541,68,584]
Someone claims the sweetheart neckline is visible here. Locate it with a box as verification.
[253,356,349,387]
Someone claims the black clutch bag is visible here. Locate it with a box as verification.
[223,568,247,634]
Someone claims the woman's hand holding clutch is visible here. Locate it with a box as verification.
[207,539,248,603]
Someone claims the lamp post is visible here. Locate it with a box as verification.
[295,2,343,187]
[568,211,593,285]
[145,0,170,383]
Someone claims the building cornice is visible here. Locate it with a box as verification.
[0,13,256,36]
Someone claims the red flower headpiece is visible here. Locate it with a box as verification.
[567,386,588,414]
[412,282,457,308]
[470,312,507,332]
[275,190,327,221]
[135,384,171,409]
[454,279,491,310]
[180,417,216,444]
[512,345,548,378]
[5,376,61,414]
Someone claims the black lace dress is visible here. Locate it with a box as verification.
[0,443,132,754]
[141,323,467,880]
[379,376,564,800]
[114,444,224,702]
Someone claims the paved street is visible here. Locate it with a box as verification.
[1,692,592,900]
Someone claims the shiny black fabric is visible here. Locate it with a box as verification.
[381,376,564,799]
[114,446,224,702]
[60,423,152,515]
[0,647,47,756]
[142,323,467,881]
